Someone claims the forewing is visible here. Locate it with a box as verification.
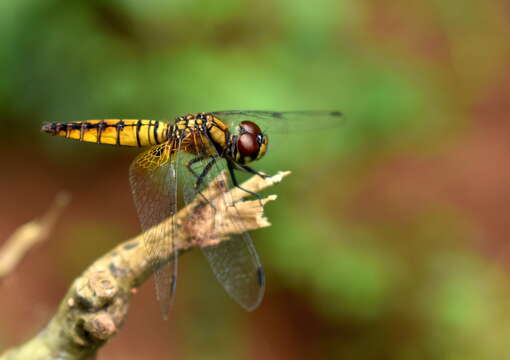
[211,110,343,134]
[181,134,265,311]
[129,141,179,319]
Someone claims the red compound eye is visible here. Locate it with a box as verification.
[237,133,259,157]
[240,121,261,135]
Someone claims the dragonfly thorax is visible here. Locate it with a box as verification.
[175,114,268,165]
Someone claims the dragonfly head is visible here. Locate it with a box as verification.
[234,121,268,165]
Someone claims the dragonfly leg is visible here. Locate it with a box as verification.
[185,156,218,208]
[238,164,269,179]
[227,160,262,200]
[184,156,206,179]
[195,156,219,190]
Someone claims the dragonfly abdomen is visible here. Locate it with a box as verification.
[41,120,170,147]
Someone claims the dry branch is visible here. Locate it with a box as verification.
[1,171,290,360]
[0,192,71,280]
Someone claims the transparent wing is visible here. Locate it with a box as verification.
[129,141,180,319]
[211,110,343,133]
[180,133,265,311]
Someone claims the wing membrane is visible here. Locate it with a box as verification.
[181,134,265,311]
[211,110,343,134]
[129,141,179,319]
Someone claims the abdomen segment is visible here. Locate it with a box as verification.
[41,119,169,147]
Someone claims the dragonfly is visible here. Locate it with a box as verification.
[41,110,342,317]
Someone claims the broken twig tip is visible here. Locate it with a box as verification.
[270,170,291,183]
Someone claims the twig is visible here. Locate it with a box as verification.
[1,171,290,360]
[0,192,71,280]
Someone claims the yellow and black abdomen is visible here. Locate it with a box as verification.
[41,119,169,147]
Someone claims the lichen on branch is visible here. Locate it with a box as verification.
[1,171,290,360]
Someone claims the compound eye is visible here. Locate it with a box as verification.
[237,133,259,157]
[240,121,261,135]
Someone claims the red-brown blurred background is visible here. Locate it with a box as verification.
[1,1,510,359]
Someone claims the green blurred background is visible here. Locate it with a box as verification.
[1,1,510,359]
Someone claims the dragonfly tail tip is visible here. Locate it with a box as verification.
[41,122,56,135]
